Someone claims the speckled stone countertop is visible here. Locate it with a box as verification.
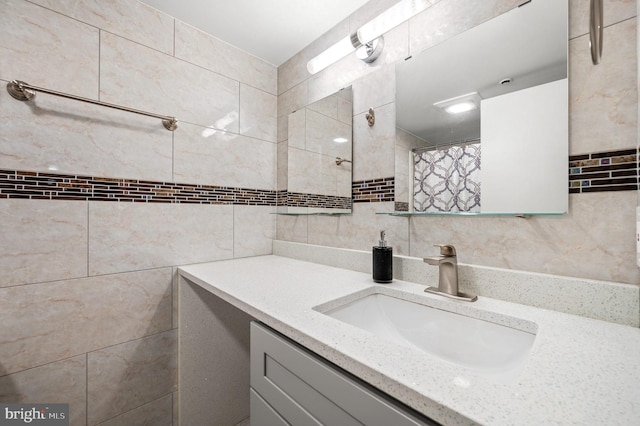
[179,255,640,425]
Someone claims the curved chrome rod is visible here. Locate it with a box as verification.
[6,80,178,131]
[590,0,603,65]
[335,157,352,165]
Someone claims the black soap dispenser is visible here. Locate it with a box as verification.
[372,230,393,283]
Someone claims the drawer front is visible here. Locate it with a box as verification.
[250,322,438,426]
[250,389,289,426]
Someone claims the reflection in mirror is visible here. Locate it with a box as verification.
[284,87,353,214]
[395,0,568,215]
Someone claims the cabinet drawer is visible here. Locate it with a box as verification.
[250,389,288,426]
[250,322,438,426]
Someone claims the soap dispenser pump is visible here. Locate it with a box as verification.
[372,230,393,283]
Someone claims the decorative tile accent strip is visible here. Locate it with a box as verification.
[395,202,409,212]
[569,149,638,194]
[285,191,352,209]
[0,170,277,205]
[352,177,395,203]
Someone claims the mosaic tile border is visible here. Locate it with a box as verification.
[4,149,635,207]
[394,202,409,212]
[0,170,353,209]
[0,170,277,205]
[569,148,638,194]
[285,191,352,209]
[352,177,395,203]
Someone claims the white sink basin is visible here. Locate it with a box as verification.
[320,293,536,383]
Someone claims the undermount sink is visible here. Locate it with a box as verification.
[319,292,536,383]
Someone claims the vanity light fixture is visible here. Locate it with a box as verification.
[333,137,349,143]
[433,92,482,115]
[307,0,431,74]
[355,37,384,64]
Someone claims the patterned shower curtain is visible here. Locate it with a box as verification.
[413,143,481,212]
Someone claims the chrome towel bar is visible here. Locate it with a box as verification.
[6,80,178,131]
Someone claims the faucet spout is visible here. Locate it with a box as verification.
[423,245,477,302]
[423,255,445,266]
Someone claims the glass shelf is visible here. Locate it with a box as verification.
[376,211,567,218]
[271,212,352,217]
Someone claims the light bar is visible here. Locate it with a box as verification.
[307,0,431,75]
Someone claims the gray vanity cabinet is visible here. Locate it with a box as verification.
[250,322,439,426]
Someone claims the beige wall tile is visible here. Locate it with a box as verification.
[276,214,308,243]
[239,84,278,142]
[233,205,275,258]
[87,331,177,425]
[278,82,310,145]
[569,18,637,154]
[96,394,173,426]
[278,114,289,143]
[338,94,354,124]
[100,32,239,132]
[287,109,306,149]
[409,192,639,284]
[173,122,276,190]
[352,103,396,181]
[337,162,353,198]
[277,141,289,190]
[88,202,234,275]
[0,0,99,98]
[307,92,340,117]
[0,199,87,288]
[305,110,352,158]
[0,356,86,426]
[175,21,277,95]
[0,268,172,375]
[352,65,396,115]
[29,0,174,55]
[288,148,338,195]
[278,81,309,118]
[569,0,637,39]
[0,89,173,180]
[307,202,409,255]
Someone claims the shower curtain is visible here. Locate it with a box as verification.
[413,143,481,212]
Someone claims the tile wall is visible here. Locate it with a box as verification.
[0,0,277,424]
[276,0,639,286]
[287,90,353,198]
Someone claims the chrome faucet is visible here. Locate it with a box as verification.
[423,244,477,302]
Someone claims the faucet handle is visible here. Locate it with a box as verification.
[434,244,456,256]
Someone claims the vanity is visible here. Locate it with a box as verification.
[177,241,640,426]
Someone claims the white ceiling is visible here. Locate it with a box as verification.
[140,0,370,66]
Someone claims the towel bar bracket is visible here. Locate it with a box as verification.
[7,80,35,101]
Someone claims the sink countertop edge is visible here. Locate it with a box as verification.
[178,255,640,426]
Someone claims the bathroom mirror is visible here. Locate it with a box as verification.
[395,0,568,215]
[284,87,353,214]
